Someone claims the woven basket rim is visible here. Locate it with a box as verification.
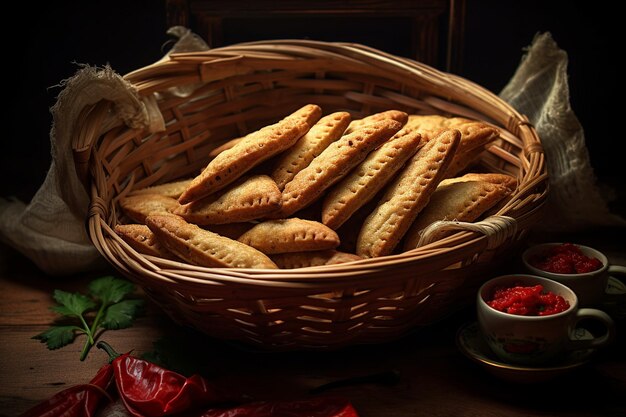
[83,38,548,283]
[72,39,550,349]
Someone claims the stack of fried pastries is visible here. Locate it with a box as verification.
[115,104,516,269]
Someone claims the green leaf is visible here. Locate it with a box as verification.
[89,276,136,305]
[51,290,96,317]
[32,326,83,350]
[34,275,145,361]
[100,299,144,330]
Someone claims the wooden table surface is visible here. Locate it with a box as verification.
[1,229,625,417]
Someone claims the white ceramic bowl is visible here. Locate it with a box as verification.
[477,274,614,365]
[522,243,609,306]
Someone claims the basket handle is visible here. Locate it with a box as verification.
[67,71,165,189]
[70,28,213,189]
[416,216,518,249]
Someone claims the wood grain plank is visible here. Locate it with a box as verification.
[0,324,166,416]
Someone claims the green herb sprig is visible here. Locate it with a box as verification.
[33,276,144,361]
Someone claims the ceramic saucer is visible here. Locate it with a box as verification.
[456,322,595,383]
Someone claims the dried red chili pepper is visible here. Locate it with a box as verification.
[97,341,223,417]
[198,397,359,417]
[19,363,113,417]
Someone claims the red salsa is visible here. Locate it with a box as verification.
[529,243,603,274]
[487,284,570,316]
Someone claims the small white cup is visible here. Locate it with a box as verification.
[522,243,626,307]
[477,274,615,365]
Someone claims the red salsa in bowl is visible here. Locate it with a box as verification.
[487,284,570,316]
[529,243,603,274]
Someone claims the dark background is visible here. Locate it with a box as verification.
[2,0,623,215]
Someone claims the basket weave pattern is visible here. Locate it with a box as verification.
[77,40,548,350]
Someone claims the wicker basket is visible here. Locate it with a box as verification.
[74,40,548,350]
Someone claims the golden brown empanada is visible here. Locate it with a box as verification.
[271,111,351,190]
[322,129,423,229]
[119,194,180,224]
[282,103,323,127]
[403,180,514,250]
[237,218,340,254]
[145,214,277,269]
[441,172,518,190]
[406,114,499,177]
[277,119,403,218]
[345,110,408,134]
[206,105,322,160]
[444,145,487,177]
[208,137,244,159]
[179,105,316,204]
[175,175,281,224]
[114,224,178,260]
[406,115,498,153]
[356,129,460,258]
[129,179,193,199]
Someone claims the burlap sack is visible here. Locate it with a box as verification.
[500,32,625,232]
